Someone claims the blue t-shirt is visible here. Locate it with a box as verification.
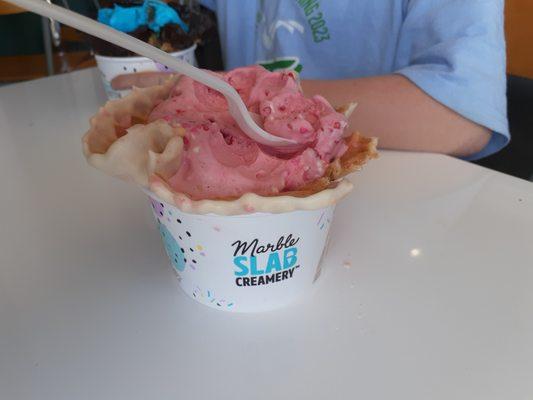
[201,0,509,160]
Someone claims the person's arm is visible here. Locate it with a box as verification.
[301,75,491,157]
[303,0,508,160]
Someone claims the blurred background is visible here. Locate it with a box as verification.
[0,0,223,78]
[0,0,531,179]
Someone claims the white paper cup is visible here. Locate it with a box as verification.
[95,44,197,99]
[148,193,335,313]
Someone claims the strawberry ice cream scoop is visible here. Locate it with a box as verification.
[148,65,349,200]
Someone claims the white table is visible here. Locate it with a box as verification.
[1,69,532,400]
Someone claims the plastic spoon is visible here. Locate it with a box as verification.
[5,0,300,150]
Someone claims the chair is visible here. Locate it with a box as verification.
[505,0,533,80]
[0,1,24,14]
[0,0,98,81]
[0,0,55,75]
[475,0,533,180]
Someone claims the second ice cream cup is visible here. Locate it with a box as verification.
[95,44,197,99]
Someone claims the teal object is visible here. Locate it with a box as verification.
[158,223,186,272]
[97,0,189,34]
[148,0,188,33]
[97,5,147,33]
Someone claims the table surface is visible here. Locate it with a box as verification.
[1,69,532,400]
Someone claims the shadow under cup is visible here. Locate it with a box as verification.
[148,193,335,313]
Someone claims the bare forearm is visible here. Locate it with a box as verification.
[301,74,490,157]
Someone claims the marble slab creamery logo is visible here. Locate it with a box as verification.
[232,235,300,286]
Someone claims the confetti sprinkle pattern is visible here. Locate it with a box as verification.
[316,210,331,230]
[149,198,240,310]
[192,287,234,309]
[150,199,165,217]
[150,199,206,272]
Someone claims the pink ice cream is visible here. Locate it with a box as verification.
[148,65,348,200]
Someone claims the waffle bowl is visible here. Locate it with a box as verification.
[83,74,378,215]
